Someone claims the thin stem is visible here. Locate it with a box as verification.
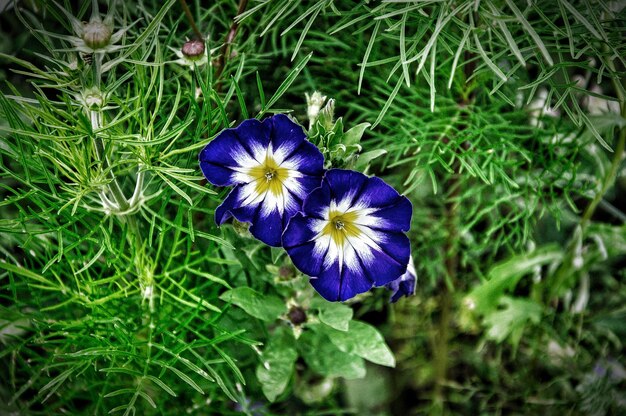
[430,45,476,415]
[432,171,459,413]
[129,170,145,207]
[214,0,249,85]
[579,76,626,228]
[93,53,103,88]
[178,0,203,40]
[90,110,129,212]
[543,69,625,301]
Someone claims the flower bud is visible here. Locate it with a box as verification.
[80,87,105,109]
[278,265,295,280]
[82,20,113,50]
[287,306,307,325]
[305,91,327,127]
[182,39,206,60]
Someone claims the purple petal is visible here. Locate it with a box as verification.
[310,261,373,302]
[323,169,368,206]
[203,115,325,247]
[284,169,413,301]
[301,185,332,219]
[374,230,411,268]
[269,114,306,155]
[199,161,237,188]
[215,185,257,225]
[216,186,290,247]
[368,198,412,232]
[283,214,326,275]
[385,257,417,302]
[199,129,253,186]
[250,206,283,247]
[283,140,325,176]
[361,232,411,286]
[234,118,271,159]
[358,176,404,207]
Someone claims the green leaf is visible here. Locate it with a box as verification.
[326,117,344,148]
[219,287,287,322]
[256,331,297,402]
[263,53,313,113]
[342,122,370,147]
[311,298,353,331]
[299,330,365,379]
[321,321,395,367]
[580,113,626,142]
[592,308,626,338]
[483,296,542,345]
[464,245,563,315]
[355,149,387,170]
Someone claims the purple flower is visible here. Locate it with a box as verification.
[199,115,325,246]
[385,255,416,302]
[283,169,412,301]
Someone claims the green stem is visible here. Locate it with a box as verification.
[579,51,625,227]
[432,171,459,414]
[579,81,626,229]
[90,110,129,212]
[543,70,625,301]
[129,170,145,207]
[93,53,103,88]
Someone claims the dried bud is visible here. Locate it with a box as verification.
[82,21,112,50]
[182,39,206,60]
[287,306,307,325]
[278,265,295,279]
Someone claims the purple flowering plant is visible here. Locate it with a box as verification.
[199,101,415,402]
[200,109,414,302]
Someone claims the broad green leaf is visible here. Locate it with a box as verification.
[465,245,562,315]
[299,330,365,379]
[311,298,353,331]
[256,332,297,402]
[344,365,392,414]
[342,122,370,146]
[219,287,286,322]
[321,321,395,367]
[483,297,542,345]
[355,149,387,170]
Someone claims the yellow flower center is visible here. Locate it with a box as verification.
[323,210,361,246]
[248,156,289,196]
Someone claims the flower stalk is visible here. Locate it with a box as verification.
[178,0,204,41]
[543,61,625,302]
[214,0,249,89]
[579,75,626,229]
